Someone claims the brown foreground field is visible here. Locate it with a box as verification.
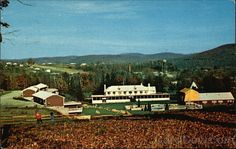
[5,110,236,148]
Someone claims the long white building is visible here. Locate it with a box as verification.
[92,83,170,104]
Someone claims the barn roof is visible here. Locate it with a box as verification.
[34,83,48,90]
[180,88,198,94]
[190,81,198,89]
[64,101,82,106]
[22,86,38,92]
[47,88,58,93]
[199,92,234,100]
[32,91,62,100]
[105,84,155,92]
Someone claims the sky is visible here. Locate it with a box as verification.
[1,0,235,59]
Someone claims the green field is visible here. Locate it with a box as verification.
[0,91,41,107]
[33,64,83,74]
[87,100,177,115]
[82,107,121,116]
[0,91,59,125]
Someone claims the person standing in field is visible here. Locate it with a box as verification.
[35,111,43,124]
[50,112,54,123]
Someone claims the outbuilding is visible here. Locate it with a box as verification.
[64,101,83,114]
[34,83,48,91]
[179,88,199,103]
[179,88,234,104]
[22,86,38,97]
[32,91,64,107]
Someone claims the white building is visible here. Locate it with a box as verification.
[92,83,170,104]
[64,101,83,114]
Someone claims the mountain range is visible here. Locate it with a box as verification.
[6,43,236,69]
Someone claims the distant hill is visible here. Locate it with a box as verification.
[16,52,185,64]
[4,43,236,69]
[170,43,236,69]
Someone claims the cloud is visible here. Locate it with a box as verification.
[62,1,132,14]
[47,1,140,20]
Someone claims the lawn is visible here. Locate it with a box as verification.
[0,91,59,125]
[82,107,121,116]
[0,91,41,107]
[93,100,177,115]
[33,64,84,74]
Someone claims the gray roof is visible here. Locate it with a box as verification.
[32,91,63,100]
[22,86,38,92]
[106,84,155,92]
[199,92,234,101]
[34,83,48,90]
[47,88,58,93]
[64,101,82,106]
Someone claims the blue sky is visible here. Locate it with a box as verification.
[1,0,235,59]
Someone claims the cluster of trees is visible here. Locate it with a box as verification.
[1,60,236,101]
[176,68,236,96]
[0,62,83,101]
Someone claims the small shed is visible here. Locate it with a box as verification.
[47,88,59,94]
[32,91,64,106]
[64,101,83,114]
[22,86,38,97]
[34,83,48,91]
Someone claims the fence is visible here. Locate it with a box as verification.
[0,114,69,126]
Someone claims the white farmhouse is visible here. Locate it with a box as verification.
[92,83,170,104]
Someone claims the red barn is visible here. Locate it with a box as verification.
[33,91,64,107]
[22,86,38,97]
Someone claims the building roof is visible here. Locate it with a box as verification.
[22,86,38,92]
[180,88,196,93]
[34,83,48,90]
[180,88,199,101]
[105,84,155,92]
[64,101,82,106]
[199,92,234,101]
[47,88,58,93]
[190,81,198,89]
[32,91,62,100]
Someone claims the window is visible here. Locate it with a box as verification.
[113,92,116,95]
[134,91,137,94]
[140,91,143,94]
[124,91,126,94]
[107,92,110,95]
[129,91,132,94]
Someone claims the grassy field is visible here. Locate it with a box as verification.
[82,107,121,116]
[0,91,59,125]
[0,91,40,107]
[33,64,84,74]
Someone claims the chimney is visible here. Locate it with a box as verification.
[104,84,106,92]
[148,83,150,92]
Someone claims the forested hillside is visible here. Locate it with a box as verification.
[6,44,235,70]
[171,44,236,69]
